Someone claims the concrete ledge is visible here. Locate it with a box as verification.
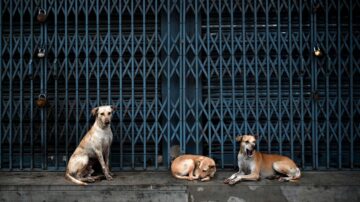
[1,171,360,202]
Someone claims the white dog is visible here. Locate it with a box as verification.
[65,105,115,185]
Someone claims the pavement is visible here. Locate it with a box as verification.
[1,171,360,202]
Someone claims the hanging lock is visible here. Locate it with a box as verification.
[36,94,48,108]
[37,8,48,23]
[313,45,322,57]
[37,47,46,58]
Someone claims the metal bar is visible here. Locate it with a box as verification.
[266,0,271,154]
[96,0,100,105]
[277,0,282,155]
[206,0,211,157]
[54,61,58,169]
[118,0,123,169]
[311,0,316,169]
[349,0,354,169]
[314,0,319,170]
[219,0,224,168]
[43,0,48,170]
[30,58,34,169]
[41,0,45,170]
[325,0,330,169]
[180,0,185,154]
[254,0,259,142]
[230,0,236,164]
[85,0,89,147]
[9,0,13,170]
[300,0,305,169]
[289,0,294,160]
[142,0,147,169]
[166,0,171,168]
[195,0,200,155]
[131,0,135,168]
[75,0,79,146]
[20,0,24,170]
[0,0,2,169]
[107,0,111,167]
[65,0,69,162]
[242,0,247,134]
[54,0,59,170]
[107,0,111,105]
[154,0,158,168]
[337,0,342,169]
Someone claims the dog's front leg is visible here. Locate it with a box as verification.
[238,173,260,181]
[224,171,244,184]
[104,147,114,176]
[96,150,113,181]
[228,172,260,185]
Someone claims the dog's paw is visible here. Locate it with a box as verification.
[105,175,113,181]
[278,177,289,182]
[228,179,238,185]
[223,178,230,184]
[86,177,96,183]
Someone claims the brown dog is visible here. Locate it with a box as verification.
[171,154,216,181]
[65,105,115,185]
[224,135,301,185]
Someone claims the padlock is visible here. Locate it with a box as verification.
[36,94,47,108]
[37,8,48,23]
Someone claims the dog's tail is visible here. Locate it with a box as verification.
[173,173,199,181]
[65,172,88,186]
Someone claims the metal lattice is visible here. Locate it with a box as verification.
[1,0,359,171]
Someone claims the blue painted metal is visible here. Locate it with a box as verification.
[0,0,360,171]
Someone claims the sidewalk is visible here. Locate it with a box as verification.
[1,171,360,202]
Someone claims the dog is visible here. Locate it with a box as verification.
[65,105,115,185]
[171,154,216,182]
[224,134,301,185]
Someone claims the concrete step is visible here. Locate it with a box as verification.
[1,171,360,202]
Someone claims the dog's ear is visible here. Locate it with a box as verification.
[235,135,243,142]
[111,105,117,111]
[91,107,99,117]
[195,160,201,167]
[196,157,204,168]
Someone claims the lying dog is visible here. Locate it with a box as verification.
[171,154,216,181]
[224,134,301,185]
[65,105,115,185]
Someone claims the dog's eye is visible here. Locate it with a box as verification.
[245,141,249,144]
[108,112,111,115]
[100,113,104,116]
[202,170,207,172]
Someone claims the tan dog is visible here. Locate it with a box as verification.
[224,135,301,185]
[65,105,115,185]
[171,155,216,181]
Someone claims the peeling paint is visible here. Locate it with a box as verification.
[197,187,204,192]
[227,196,246,202]
[248,185,260,191]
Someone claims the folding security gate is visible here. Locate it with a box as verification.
[1,0,359,171]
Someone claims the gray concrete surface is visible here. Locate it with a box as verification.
[0,171,360,202]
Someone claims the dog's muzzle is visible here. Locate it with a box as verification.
[104,120,110,125]
[246,149,254,157]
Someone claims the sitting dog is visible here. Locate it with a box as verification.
[65,105,115,185]
[224,134,301,185]
[171,154,216,181]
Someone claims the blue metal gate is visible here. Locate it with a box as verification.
[1,0,359,171]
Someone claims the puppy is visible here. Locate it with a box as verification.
[171,154,216,182]
[224,135,301,185]
[65,105,115,185]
